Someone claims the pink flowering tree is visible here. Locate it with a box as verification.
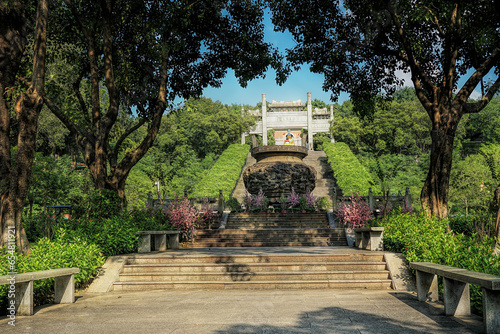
[165,196,198,241]
[336,193,373,229]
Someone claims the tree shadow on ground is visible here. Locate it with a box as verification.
[214,293,480,334]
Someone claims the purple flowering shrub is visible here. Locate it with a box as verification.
[304,188,317,210]
[243,190,254,212]
[336,193,373,229]
[287,187,300,208]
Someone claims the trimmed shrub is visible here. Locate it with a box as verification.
[191,144,250,200]
[26,210,171,257]
[0,238,105,314]
[323,142,374,195]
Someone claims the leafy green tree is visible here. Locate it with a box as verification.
[465,97,500,144]
[449,154,493,216]
[311,99,328,110]
[270,0,500,218]
[480,144,500,251]
[43,0,277,208]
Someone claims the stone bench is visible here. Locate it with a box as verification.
[136,231,181,253]
[0,268,79,316]
[353,227,384,251]
[410,262,500,334]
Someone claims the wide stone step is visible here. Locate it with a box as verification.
[122,262,387,273]
[225,224,330,228]
[113,280,393,290]
[126,254,385,264]
[195,234,345,240]
[118,271,390,282]
[196,228,341,235]
[189,241,339,247]
[227,217,329,221]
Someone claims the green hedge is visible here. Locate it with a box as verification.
[378,212,500,313]
[0,238,105,315]
[191,144,250,200]
[23,210,171,257]
[323,142,375,195]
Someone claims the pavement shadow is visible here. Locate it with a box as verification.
[214,255,271,282]
[214,302,478,334]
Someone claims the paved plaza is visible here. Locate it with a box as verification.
[1,288,483,334]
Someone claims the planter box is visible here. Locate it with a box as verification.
[353,227,384,251]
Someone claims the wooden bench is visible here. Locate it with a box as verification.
[136,231,181,253]
[0,268,79,316]
[411,262,500,334]
[353,227,384,251]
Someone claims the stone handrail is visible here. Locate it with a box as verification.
[410,262,500,333]
[0,268,79,316]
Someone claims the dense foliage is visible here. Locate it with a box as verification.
[378,212,500,313]
[0,238,105,315]
[323,142,375,195]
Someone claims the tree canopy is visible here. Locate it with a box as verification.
[42,0,278,206]
[270,0,500,218]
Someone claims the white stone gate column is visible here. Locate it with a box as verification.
[330,104,335,143]
[307,92,313,150]
[262,93,268,146]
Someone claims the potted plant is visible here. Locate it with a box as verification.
[299,196,308,213]
[279,195,288,213]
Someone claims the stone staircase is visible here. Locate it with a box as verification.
[302,150,340,199]
[190,213,347,248]
[231,152,256,201]
[113,252,393,291]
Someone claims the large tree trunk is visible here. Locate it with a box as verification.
[0,0,48,253]
[420,105,460,220]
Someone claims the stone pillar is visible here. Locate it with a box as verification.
[262,93,267,146]
[218,189,224,213]
[251,134,258,148]
[443,278,470,316]
[368,188,374,211]
[482,288,500,333]
[405,186,412,208]
[416,271,439,302]
[307,92,313,150]
[241,107,246,144]
[330,105,335,143]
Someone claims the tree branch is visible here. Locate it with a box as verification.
[111,114,147,166]
[455,47,500,107]
[387,1,436,97]
[100,0,119,131]
[463,75,500,114]
[72,68,90,124]
[442,3,461,96]
[44,95,94,143]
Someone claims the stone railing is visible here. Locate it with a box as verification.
[332,187,412,214]
[146,189,224,213]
